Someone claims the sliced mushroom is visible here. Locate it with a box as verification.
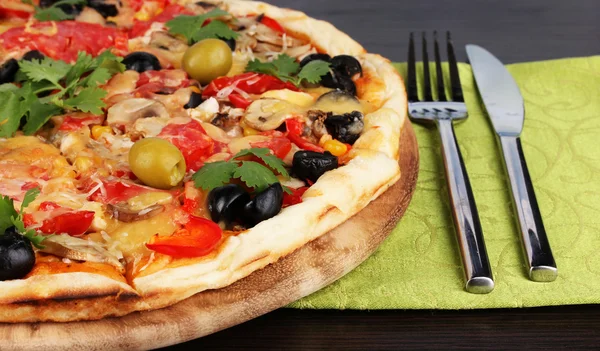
[242,98,304,131]
[308,110,331,139]
[75,7,105,25]
[107,98,170,130]
[39,234,124,272]
[149,31,188,52]
[109,203,165,223]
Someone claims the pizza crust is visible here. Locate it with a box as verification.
[0,0,407,322]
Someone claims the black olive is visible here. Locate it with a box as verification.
[122,52,162,73]
[331,55,362,77]
[39,0,82,16]
[299,53,332,67]
[208,184,251,226]
[0,227,35,281]
[0,59,18,84]
[292,151,338,183]
[241,183,284,227]
[219,37,236,51]
[196,1,216,9]
[22,50,45,62]
[320,72,357,96]
[184,91,204,109]
[88,0,119,18]
[325,111,364,144]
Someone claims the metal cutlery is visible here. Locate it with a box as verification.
[407,32,494,294]
[466,45,558,282]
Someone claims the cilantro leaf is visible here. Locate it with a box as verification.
[233,148,289,178]
[0,92,23,138]
[282,186,293,195]
[192,161,238,191]
[80,67,112,88]
[297,60,331,84]
[245,54,330,86]
[18,57,71,86]
[232,161,279,192]
[191,20,239,43]
[93,50,125,75]
[166,9,238,44]
[32,0,86,22]
[62,87,107,114]
[22,101,62,135]
[0,83,19,92]
[21,188,40,213]
[0,196,19,235]
[65,52,95,88]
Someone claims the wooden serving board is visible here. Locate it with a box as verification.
[0,120,419,351]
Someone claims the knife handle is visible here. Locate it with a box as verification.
[499,136,558,282]
[436,119,494,294]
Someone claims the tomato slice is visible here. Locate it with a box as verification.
[282,186,308,207]
[146,216,222,258]
[228,94,252,109]
[84,179,162,204]
[158,121,221,172]
[0,7,31,19]
[287,133,325,153]
[202,73,299,99]
[58,114,103,131]
[23,201,95,236]
[259,15,285,33]
[251,136,292,160]
[285,118,304,136]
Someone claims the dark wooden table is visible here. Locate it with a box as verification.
[165,1,600,349]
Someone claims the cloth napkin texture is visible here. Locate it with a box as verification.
[290,56,600,309]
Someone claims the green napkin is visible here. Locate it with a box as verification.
[290,56,600,309]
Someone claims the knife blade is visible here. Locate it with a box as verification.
[466,44,558,282]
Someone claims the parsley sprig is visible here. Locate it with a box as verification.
[0,51,124,137]
[245,54,331,86]
[22,0,87,22]
[166,9,239,45]
[193,148,290,192]
[0,188,47,249]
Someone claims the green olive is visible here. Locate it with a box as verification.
[129,138,186,189]
[182,38,233,84]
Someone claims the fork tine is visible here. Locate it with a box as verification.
[407,32,419,102]
[421,32,433,101]
[433,31,446,101]
[446,31,464,102]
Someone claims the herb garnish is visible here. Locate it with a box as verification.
[0,188,47,248]
[0,51,125,137]
[166,8,239,45]
[192,148,291,193]
[22,0,87,22]
[245,54,331,86]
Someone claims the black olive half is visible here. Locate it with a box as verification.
[0,227,35,281]
[325,111,364,144]
[331,55,362,78]
[88,0,119,18]
[122,52,162,73]
[0,59,18,84]
[39,0,82,16]
[321,72,357,96]
[184,91,204,109]
[292,151,338,183]
[299,53,332,67]
[22,50,45,62]
[208,184,251,227]
[241,183,284,227]
[219,37,236,51]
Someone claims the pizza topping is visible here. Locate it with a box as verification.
[165,8,238,45]
[106,98,169,130]
[282,186,308,208]
[23,201,95,236]
[245,54,331,87]
[182,38,233,84]
[240,182,284,227]
[108,203,164,223]
[292,151,338,183]
[314,90,364,115]
[242,98,303,131]
[0,226,35,281]
[0,58,18,83]
[324,111,365,145]
[38,233,124,272]
[184,91,204,109]
[87,0,119,19]
[157,120,218,172]
[128,137,186,190]
[0,188,47,248]
[207,184,250,228]
[27,0,86,22]
[145,215,222,258]
[122,51,162,73]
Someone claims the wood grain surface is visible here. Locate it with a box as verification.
[0,122,419,351]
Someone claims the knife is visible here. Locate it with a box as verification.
[466,44,558,282]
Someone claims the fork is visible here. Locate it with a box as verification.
[407,31,494,294]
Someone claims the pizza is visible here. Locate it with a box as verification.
[0,0,407,322]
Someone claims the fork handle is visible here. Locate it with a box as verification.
[498,136,557,282]
[436,119,494,294]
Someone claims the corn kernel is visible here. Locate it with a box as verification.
[242,123,260,136]
[323,140,348,157]
[73,156,94,173]
[91,125,112,140]
[134,11,150,21]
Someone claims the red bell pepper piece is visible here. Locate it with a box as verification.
[282,187,308,207]
[259,15,285,33]
[287,133,325,153]
[228,94,252,109]
[202,73,299,99]
[285,118,304,136]
[146,215,222,258]
[23,201,94,236]
[251,136,292,160]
